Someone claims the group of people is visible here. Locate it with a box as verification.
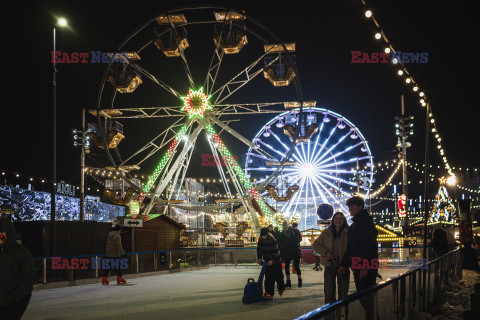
[257,196,380,320]
[257,221,303,298]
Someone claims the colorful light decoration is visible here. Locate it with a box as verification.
[397,194,406,218]
[181,87,212,118]
[140,124,189,201]
[428,177,458,223]
[205,123,277,225]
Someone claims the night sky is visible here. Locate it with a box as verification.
[6,0,479,202]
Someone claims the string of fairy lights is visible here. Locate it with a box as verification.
[360,0,455,179]
[2,157,478,199]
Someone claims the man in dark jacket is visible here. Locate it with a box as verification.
[283,222,303,288]
[340,196,378,320]
[0,217,35,320]
[257,228,285,298]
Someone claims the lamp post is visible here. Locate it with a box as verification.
[51,17,68,256]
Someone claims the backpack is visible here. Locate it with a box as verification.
[242,263,268,304]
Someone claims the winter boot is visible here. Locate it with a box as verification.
[298,277,303,288]
[117,276,126,285]
[285,275,291,288]
[102,276,109,285]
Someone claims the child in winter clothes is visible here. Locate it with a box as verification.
[257,228,285,298]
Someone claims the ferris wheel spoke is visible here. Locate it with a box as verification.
[315,140,365,167]
[313,129,354,165]
[129,63,182,99]
[312,174,351,198]
[268,129,303,164]
[165,16,195,89]
[212,51,279,106]
[309,122,340,164]
[309,176,329,204]
[316,172,358,188]
[318,156,371,170]
[308,177,318,210]
[283,175,307,215]
[245,152,277,163]
[256,138,293,162]
[209,115,274,159]
[121,116,187,166]
[308,122,325,163]
[204,21,226,95]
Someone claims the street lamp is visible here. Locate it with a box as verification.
[51,17,68,257]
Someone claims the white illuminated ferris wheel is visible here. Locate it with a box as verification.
[245,107,374,229]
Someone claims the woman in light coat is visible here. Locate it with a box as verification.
[313,212,349,318]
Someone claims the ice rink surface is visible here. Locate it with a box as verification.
[24,265,409,320]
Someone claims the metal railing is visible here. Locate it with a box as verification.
[33,246,432,286]
[295,248,462,320]
[32,247,259,285]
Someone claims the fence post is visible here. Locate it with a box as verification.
[214,250,217,265]
[235,249,238,266]
[426,263,431,309]
[154,252,157,271]
[43,259,47,284]
[95,256,98,278]
[392,279,398,319]
[400,276,406,319]
[136,253,139,273]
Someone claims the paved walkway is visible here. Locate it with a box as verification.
[24,265,408,320]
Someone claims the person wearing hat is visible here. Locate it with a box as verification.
[102,225,127,285]
[283,222,303,288]
[257,227,285,298]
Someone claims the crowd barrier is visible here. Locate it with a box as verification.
[295,248,461,320]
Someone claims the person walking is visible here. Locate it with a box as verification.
[284,222,303,288]
[0,217,35,320]
[257,227,285,298]
[313,212,349,320]
[340,196,378,320]
[102,225,127,285]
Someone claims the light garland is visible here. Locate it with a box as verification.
[181,87,212,118]
[360,0,456,178]
[140,124,188,202]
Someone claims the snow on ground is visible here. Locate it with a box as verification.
[410,269,480,320]
[24,265,409,320]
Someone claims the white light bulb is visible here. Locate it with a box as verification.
[385,47,391,54]
[397,70,404,76]
[413,86,418,92]
[375,33,382,40]
[365,10,372,18]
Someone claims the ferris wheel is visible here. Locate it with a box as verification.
[245,107,374,230]
[89,6,304,236]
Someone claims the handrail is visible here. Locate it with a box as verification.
[31,246,430,261]
[295,248,460,320]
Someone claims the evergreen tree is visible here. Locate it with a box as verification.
[428,177,457,223]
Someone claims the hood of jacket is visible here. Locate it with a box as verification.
[0,218,20,255]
